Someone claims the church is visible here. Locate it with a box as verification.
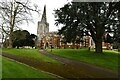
[37,5,112,49]
[37,5,49,48]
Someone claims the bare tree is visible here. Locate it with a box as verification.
[0,0,40,48]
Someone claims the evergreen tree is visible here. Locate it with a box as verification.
[54,2,120,53]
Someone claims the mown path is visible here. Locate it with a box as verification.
[39,50,118,78]
[1,50,119,79]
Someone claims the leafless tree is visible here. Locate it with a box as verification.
[0,0,40,48]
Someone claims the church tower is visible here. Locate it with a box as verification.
[37,5,49,47]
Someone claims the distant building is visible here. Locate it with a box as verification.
[37,5,112,49]
[37,5,49,48]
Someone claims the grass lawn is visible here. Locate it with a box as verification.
[2,48,60,64]
[0,55,2,79]
[48,49,120,71]
[2,56,56,78]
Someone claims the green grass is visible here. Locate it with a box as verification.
[2,56,56,78]
[2,48,60,64]
[48,49,120,71]
[0,55,2,79]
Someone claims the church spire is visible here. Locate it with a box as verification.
[41,5,47,23]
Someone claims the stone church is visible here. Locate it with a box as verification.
[37,5,49,48]
[37,5,112,49]
[37,5,59,49]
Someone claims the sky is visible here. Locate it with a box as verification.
[20,0,72,35]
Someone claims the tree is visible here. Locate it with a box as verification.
[54,2,120,53]
[55,3,86,49]
[12,30,37,48]
[113,15,120,50]
[0,0,39,48]
[104,33,113,44]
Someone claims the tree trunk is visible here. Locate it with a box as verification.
[95,39,103,53]
[8,33,13,48]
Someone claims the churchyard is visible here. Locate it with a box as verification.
[1,0,120,79]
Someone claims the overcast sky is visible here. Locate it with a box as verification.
[20,0,72,35]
